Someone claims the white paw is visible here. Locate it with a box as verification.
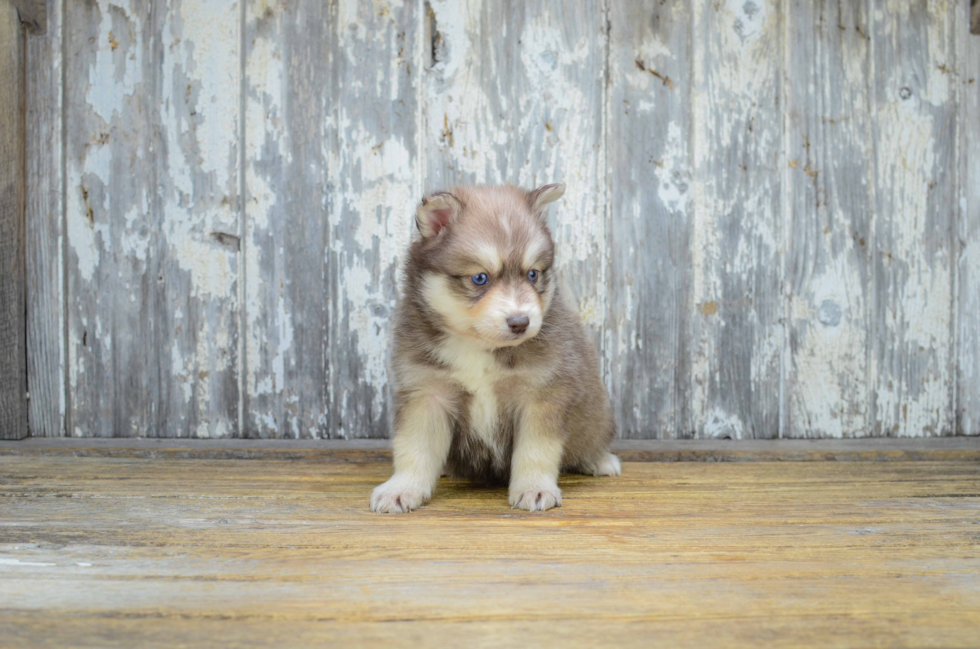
[509,480,562,512]
[370,475,430,513]
[593,452,622,477]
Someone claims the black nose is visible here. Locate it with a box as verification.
[507,315,530,334]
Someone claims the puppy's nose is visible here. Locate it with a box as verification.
[507,314,530,335]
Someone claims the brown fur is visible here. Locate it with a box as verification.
[392,184,616,487]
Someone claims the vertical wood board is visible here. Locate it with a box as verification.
[0,0,28,440]
[25,0,64,436]
[606,0,694,438]
[958,2,980,435]
[242,0,332,439]
[19,0,977,439]
[244,0,418,439]
[783,0,874,438]
[689,0,784,438]
[64,0,240,437]
[871,0,956,436]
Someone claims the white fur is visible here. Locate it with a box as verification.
[522,233,550,270]
[422,273,542,348]
[370,392,453,513]
[593,453,622,477]
[469,386,501,455]
[432,333,497,389]
[508,403,565,512]
[480,286,542,343]
[432,335,505,458]
[421,274,473,337]
[473,242,503,274]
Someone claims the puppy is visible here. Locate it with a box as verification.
[370,183,620,513]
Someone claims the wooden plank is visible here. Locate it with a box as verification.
[871,2,956,436]
[0,456,978,647]
[606,1,694,439]
[424,0,607,369]
[972,0,979,36]
[24,0,63,437]
[23,0,971,442]
[242,0,332,438]
[959,2,980,435]
[12,0,43,33]
[325,0,419,439]
[783,0,873,437]
[243,0,418,438]
[155,0,241,438]
[64,0,241,438]
[689,0,783,439]
[0,1,27,440]
[64,0,156,438]
[1,436,979,463]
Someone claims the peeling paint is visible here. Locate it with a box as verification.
[43,0,972,440]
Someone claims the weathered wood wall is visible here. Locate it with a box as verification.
[20,0,980,439]
[1,0,28,440]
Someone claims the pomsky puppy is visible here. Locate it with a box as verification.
[370,183,620,513]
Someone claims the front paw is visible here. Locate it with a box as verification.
[594,452,622,477]
[509,480,562,512]
[370,475,430,513]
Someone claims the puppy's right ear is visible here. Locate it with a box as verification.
[416,192,462,238]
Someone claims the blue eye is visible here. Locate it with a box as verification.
[527,269,539,283]
[471,273,488,286]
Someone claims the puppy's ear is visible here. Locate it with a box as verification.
[527,183,565,212]
[416,191,463,238]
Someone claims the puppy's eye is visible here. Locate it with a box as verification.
[527,269,539,283]
[471,273,488,286]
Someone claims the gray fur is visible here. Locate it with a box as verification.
[393,184,616,487]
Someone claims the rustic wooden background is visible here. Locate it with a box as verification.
[19,0,980,439]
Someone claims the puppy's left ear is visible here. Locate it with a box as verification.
[527,183,566,212]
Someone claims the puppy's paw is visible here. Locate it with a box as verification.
[509,481,562,512]
[594,452,622,477]
[370,475,430,513]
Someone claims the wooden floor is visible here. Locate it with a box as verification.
[1,451,979,647]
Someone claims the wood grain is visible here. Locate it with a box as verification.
[1,455,978,647]
[242,0,332,440]
[960,0,980,436]
[64,0,241,438]
[0,0,27,440]
[156,0,241,438]
[783,0,873,438]
[21,0,980,440]
[606,0,694,439]
[871,1,956,436]
[690,0,784,438]
[243,0,418,439]
[25,0,63,437]
[325,0,419,439]
[2,437,979,462]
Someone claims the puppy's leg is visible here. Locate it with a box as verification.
[509,402,564,512]
[371,393,453,513]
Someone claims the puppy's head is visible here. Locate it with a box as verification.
[412,183,565,349]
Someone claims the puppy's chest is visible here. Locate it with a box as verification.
[436,342,513,447]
